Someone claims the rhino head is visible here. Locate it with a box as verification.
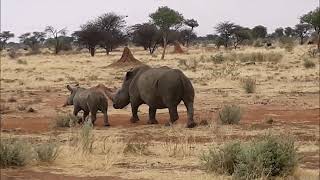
[63,84,80,107]
[111,69,135,109]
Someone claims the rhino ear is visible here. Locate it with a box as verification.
[67,85,73,92]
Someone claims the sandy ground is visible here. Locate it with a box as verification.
[0,45,319,179]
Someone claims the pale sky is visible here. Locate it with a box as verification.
[1,0,319,42]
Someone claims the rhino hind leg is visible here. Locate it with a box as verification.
[184,102,196,128]
[165,106,179,126]
[81,111,89,124]
[147,108,158,124]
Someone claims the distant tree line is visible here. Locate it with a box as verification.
[1,6,319,56]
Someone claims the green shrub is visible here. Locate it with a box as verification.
[234,135,297,179]
[55,113,78,127]
[241,78,256,93]
[218,105,242,124]
[200,134,298,179]
[35,142,59,163]
[211,53,225,64]
[200,142,242,175]
[0,138,32,167]
[303,59,315,68]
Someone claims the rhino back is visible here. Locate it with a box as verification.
[135,68,188,107]
[73,89,90,111]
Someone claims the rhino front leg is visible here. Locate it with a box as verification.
[165,106,179,126]
[102,109,110,126]
[130,104,140,123]
[148,108,158,124]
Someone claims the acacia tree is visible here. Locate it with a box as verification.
[0,31,14,51]
[215,21,236,48]
[184,19,199,46]
[131,23,161,54]
[251,25,267,39]
[150,6,184,59]
[19,32,46,53]
[96,13,127,55]
[301,8,320,50]
[284,27,295,37]
[274,28,284,38]
[295,23,312,45]
[45,26,67,54]
[73,22,102,56]
[231,26,251,49]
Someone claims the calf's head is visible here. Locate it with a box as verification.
[63,84,80,107]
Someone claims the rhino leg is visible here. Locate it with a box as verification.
[90,108,98,125]
[147,108,158,124]
[165,106,179,126]
[184,102,196,128]
[101,108,110,126]
[130,104,140,123]
[81,111,89,124]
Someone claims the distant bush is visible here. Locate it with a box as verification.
[241,78,256,93]
[303,59,315,68]
[253,39,264,47]
[218,105,242,124]
[201,134,298,179]
[237,52,283,63]
[8,49,19,59]
[279,37,295,52]
[35,142,59,163]
[0,138,33,167]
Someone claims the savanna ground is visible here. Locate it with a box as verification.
[0,44,319,180]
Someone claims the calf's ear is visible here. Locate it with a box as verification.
[67,85,73,91]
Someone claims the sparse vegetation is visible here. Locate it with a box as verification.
[17,59,27,65]
[0,138,33,167]
[79,120,94,154]
[218,105,242,124]
[241,78,256,93]
[124,140,150,155]
[35,142,59,163]
[54,113,78,128]
[201,134,298,179]
[303,58,315,68]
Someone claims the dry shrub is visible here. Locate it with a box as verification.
[79,120,94,154]
[178,59,198,72]
[54,113,78,128]
[211,53,225,64]
[201,134,298,179]
[237,52,283,63]
[124,140,150,156]
[241,78,256,93]
[17,59,27,65]
[303,59,315,69]
[0,138,34,167]
[35,142,59,163]
[218,105,242,124]
[162,135,196,158]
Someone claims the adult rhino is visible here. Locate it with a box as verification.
[107,65,196,128]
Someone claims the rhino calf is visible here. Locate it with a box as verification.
[109,65,196,128]
[63,84,110,126]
